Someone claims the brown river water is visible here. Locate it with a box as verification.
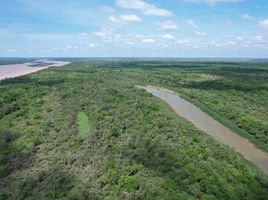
[136,85,268,175]
[0,60,71,81]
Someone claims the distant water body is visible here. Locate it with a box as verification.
[0,60,71,81]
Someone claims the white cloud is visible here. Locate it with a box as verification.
[184,0,243,6]
[93,28,155,45]
[52,43,98,52]
[108,14,141,24]
[135,34,146,39]
[224,36,265,47]
[7,49,17,53]
[259,19,268,30]
[116,0,172,16]
[259,19,268,38]
[195,31,207,37]
[64,45,80,50]
[235,36,244,41]
[161,24,178,30]
[176,40,191,45]
[162,34,175,40]
[241,14,255,21]
[89,43,96,48]
[225,40,236,46]
[120,14,141,22]
[212,35,267,48]
[187,19,199,29]
[251,35,264,43]
[109,16,120,23]
[160,21,179,30]
[142,38,155,43]
[94,28,115,41]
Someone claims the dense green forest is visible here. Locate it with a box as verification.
[0,61,268,199]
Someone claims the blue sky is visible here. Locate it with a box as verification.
[0,0,268,57]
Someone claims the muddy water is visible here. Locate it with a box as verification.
[0,60,71,81]
[136,85,268,175]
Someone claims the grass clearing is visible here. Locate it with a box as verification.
[77,112,90,137]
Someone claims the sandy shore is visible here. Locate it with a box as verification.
[0,61,71,81]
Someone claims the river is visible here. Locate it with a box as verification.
[136,85,268,175]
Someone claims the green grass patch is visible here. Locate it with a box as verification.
[77,112,90,137]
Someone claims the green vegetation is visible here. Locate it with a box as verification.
[113,61,268,151]
[0,60,268,199]
[77,111,91,137]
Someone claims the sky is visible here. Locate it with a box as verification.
[0,0,268,58]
